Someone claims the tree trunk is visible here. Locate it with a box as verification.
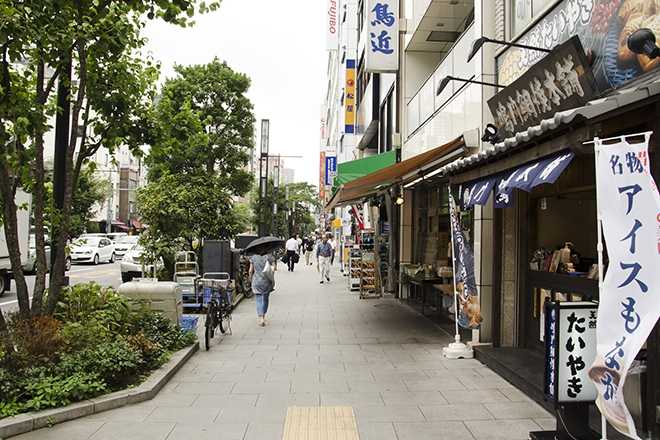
[30,59,50,315]
[0,162,31,317]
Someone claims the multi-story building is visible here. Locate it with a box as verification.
[325,0,660,436]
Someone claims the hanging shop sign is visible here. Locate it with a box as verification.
[365,0,399,73]
[489,36,597,139]
[497,0,660,91]
[449,193,482,329]
[588,132,660,439]
[326,0,338,51]
[319,152,326,202]
[544,302,599,403]
[345,59,356,134]
[461,151,575,209]
[325,155,337,186]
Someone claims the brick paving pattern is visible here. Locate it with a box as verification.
[12,263,553,439]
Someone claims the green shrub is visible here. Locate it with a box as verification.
[129,308,196,351]
[60,320,112,352]
[55,283,130,332]
[58,337,143,387]
[22,371,107,412]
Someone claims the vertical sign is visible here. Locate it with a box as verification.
[260,119,270,156]
[319,152,326,202]
[557,304,598,402]
[345,59,356,134]
[326,0,338,51]
[589,133,660,439]
[325,156,337,186]
[366,0,399,72]
[449,193,482,329]
[544,303,557,400]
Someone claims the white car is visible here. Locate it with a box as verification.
[107,232,128,243]
[120,245,161,282]
[113,235,140,259]
[70,236,116,265]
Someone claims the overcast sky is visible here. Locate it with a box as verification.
[143,0,326,186]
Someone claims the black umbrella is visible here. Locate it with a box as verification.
[243,236,285,256]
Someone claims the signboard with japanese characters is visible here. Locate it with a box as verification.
[545,302,598,403]
[345,60,356,134]
[325,155,337,186]
[326,0,338,51]
[488,36,597,139]
[319,152,326,202]
[588,133,660,439]
[366,0,399,72]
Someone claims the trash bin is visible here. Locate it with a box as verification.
[118,280,183,325]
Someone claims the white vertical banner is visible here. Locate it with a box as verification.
[326,0,339,51]
[366,0,399,72]
[589,132,660,439]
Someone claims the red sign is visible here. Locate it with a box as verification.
[319,152,326,202]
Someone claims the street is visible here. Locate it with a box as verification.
[0,262,123,312]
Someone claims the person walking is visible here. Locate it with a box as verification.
[329,235,337,266]
[317,234,333,284]
[249,253,275,327]
[304,236,314,265]
[285,235,299,272]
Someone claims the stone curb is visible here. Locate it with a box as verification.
[0,342,198,439]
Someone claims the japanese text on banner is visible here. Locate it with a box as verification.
[366,0,399,72]
[588,133,660,439]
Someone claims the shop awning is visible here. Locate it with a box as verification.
[327,136,465,210]
[440,75,660,181]
[333,150,397,189]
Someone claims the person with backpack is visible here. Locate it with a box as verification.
[304,236,314,265]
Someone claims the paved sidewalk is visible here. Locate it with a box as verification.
[14,262,553,440]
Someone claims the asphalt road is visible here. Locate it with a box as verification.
[0,262,123,312]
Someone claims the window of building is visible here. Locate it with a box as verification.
[357,0,365,35]
[356,54,369,108]
[378,88,395,153]
[510,0,556,38]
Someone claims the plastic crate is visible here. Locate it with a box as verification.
[180,315,198,333]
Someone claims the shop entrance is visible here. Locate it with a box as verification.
[519,155,599,351]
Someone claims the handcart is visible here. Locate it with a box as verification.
[197,272,233,350]
[174,251,201,308]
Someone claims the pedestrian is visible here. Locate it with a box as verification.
[317,234,333,284]
[329,235,337,266]
[304,236,314,265]
[249,252,275,327]
[285,235,299,272]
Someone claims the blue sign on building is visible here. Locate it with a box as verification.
[325,156,337,186]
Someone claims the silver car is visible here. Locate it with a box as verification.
[22,234,72,273]
[113,235,140,260]
[120,245,161,282]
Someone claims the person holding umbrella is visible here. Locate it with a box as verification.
[244,237,284,327]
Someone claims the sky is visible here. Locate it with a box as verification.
[142,0,327,186]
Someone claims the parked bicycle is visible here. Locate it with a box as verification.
[198,273,233,350]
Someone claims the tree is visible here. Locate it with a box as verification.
[251,181,319,238]
[0,0,220,329]
[139,59,255,273]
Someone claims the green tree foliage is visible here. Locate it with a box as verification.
[251,181,319,238]
[139,59,255,273]
[0,0,219,325]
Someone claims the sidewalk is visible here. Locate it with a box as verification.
[13,261,553,440]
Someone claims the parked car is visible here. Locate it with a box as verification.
[70,236,115,265]
[113,235,140,259]
[120,245,161,282]
[22,234,72,273]
[107,232,128,243]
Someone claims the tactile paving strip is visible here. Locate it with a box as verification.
[282,406,359,440]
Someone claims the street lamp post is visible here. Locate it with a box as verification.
[258,119,269,236]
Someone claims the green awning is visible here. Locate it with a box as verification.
[333,150,397,191]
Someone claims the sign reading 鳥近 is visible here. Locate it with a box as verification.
[366,0,399,73]
[326,0,338,51]
[589,132,660,439]
[345,59,356,134]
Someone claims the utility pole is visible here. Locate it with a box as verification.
[258,119,269,236]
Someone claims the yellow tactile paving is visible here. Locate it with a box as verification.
[282,406,360,440]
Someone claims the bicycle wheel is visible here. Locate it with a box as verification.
[204,304,216,351]
[218,311,226,334]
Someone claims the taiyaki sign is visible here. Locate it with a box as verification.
[488,36,597,139]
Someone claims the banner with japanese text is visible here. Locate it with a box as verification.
[449,192,482,329]
[366,0,398,72]
[345,59,356,134]
[589,133,660,439]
